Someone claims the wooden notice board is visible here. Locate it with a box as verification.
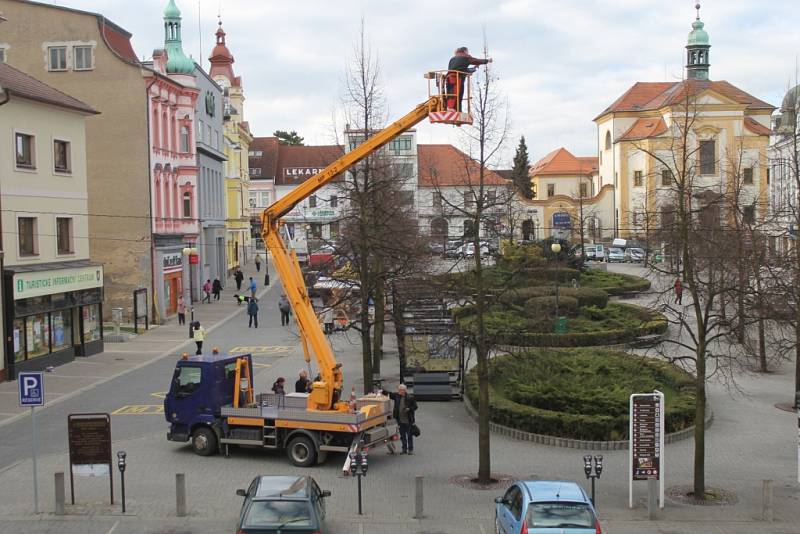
[67,413,113,504]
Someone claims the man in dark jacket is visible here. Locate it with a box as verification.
[383,384,418,455]
[446,47,492,111]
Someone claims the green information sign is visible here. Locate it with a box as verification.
[13,266,103,300]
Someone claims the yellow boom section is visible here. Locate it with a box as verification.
[261,96,441,411]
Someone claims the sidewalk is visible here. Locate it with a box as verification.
[0,260,276,429]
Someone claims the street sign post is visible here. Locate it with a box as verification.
[18,372,44,513]
[629,390,665,509]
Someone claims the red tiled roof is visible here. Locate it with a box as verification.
[618,117,668,141]
[597,80,774,120]
[249,137,280,179]
[417,145,509,187]
[0,62,97,114]
[101,23,138,64]
[530,148,597,176]
[743,116,772,136]
[274,145,344,186]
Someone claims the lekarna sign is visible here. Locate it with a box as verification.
[18,372,44,407]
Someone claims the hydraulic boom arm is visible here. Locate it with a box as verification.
[261,96,442,411]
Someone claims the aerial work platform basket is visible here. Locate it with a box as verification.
[425,70,473,126]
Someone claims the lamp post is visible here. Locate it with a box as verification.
[583,454,603,506]
[551,242,561,319]
[182,247,197,336]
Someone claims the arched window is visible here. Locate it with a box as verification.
[162,112,168,151]
[605,131,612,150]
[152,109,159,148]
[180,126,189,153]
[183,192,192,219]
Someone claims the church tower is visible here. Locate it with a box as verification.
[163,0,194,74]
[686,3,710,80]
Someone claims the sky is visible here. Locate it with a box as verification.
[54,0,800,167]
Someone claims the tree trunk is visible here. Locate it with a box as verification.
[693,341,706,499]
[372,277,385,375]
[475,247,491,484]
[359,250,373,394]
[758,315,767,373]
[737,264,746,344]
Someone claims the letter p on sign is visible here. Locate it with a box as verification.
[18,372,44,407]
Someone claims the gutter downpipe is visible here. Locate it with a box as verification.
[0,88,8,380]
[144,76,159,325]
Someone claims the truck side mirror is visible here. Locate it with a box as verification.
[321,490,331,498]
[236,489,247,497]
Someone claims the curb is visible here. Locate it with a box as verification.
[462,395,713,450]
[0,271,278,431]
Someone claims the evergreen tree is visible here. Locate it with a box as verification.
[273,130,305,145]
[510,136,532,198]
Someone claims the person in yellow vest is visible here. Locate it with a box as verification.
[192,321,206,355]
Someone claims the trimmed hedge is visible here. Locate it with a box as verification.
[525,295,579,318]
[580,270,651,295]
[499,286,609,309]
[466,349,696,441]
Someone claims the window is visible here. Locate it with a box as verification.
[485,190,496,204]
[259,192,271,206]
[699,139,715,174]
[330,195,338,208]
[26,313,50,358]
[579,182,588,197]
[180,126,190,153]
[310,223,322,238]
[214,131,220,149]
[547,183,555,198]
[0,48,5,63]
[174,366,202,397]
[743,205,755,224]
[309,195,317,208]
[56,217,73,254]
[249,192,258,208]
[53,139,71,173]
[182,192,192,218]
[767,167,770,185]
[206,124,212,145]
[329,220,339,238]
[743,167,754,185]
[661,206,675,229]
[248,150,263,157]
[432,192,442,209]
[634,170,643,187]
[661,169,672,186]
[389,136,413,152]
[395,163,414,179]
[48,46,67,71]
[605,131,612,150]
[249,168,262,176]
[73,46,93,70]
[398,190,414,205]
[18,217,37,255]
[15,133,35,168]
[464,191,475,208]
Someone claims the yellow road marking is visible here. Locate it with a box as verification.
[112,405,164,415]
[150,391,167,399]
[230,345,291,355]
[253,363,272,369]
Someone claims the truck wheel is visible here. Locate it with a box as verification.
[191,427,218,456]
[287,436,317,467]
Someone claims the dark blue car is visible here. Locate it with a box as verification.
[494,480,601,533]
[235,475,330,534]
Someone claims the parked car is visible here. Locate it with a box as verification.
[461,242,490,258]
[494,480,601,533]
[428,242,445,255]
[235,475,330,534]
[593,245,606,262]
[607,247,624,263]
[444,240,463,258]
[624,247,645,263]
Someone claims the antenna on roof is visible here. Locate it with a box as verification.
[198,0,202,62]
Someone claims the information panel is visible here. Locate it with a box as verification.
[631,395,661,480]
[67,413,113,505]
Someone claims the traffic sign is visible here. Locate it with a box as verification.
[18,372,44,407]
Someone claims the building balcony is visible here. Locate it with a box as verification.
[154,217,200,236]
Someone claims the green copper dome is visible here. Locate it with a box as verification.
[164,0,181,19]
[688,18,709,46]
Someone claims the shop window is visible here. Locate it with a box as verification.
[54,139,71,173]
[51,310,73,352]
[12,319,25,362]
[183,192,192,218]
[48,46,67,71]
[26,313,50,359]
[18,217,38,256]
[56,217,74,254]
[73,45,93,70]
[15,132,35,169]
[82,304,101,342]
[180,126,190,153]
[743,167,754,185]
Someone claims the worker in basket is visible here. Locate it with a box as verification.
[446,46,492,111]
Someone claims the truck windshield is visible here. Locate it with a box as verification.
[173,366,202,398]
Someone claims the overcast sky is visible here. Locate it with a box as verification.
[58,0,799,166]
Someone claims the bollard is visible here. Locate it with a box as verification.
[54,472,65,515]
[176,473,187,517]
[762,479,773,522]
[414,475,424,519]
[647,478,658,520]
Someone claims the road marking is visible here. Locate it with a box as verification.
[112,405,164,415]
[150,391,167,399]
[230,345,291,355]
[106,520,119,534]
[253,362,272,369]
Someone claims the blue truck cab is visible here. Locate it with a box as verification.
[164,353,252,456]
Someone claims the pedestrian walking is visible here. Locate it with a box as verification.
[192,321,206,355]
[177,295,186,325]
[279,294,292,326]
[383,384,417,454]
[234,267,244,291]
[255,253,262,272]
[674,277,683,304]
[295,369,312,393]
[249,277,257,299]
[212,278,222,301]
[248,297,259,328]
[202,279,212,303]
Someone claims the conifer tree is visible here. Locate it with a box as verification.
[510,136,531,198]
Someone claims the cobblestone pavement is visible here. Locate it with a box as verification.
[0,261,799,533]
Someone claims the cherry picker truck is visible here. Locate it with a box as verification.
[164,70,475,469]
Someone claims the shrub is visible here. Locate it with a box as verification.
[499,286,609,309]
[525,296,579,318]
[522,267,581,284]
[580,270,651,294]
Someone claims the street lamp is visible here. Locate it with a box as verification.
[551,242,562,320]
[583,454,603,506]
[182,247,197,336]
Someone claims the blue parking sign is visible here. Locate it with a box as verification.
[18,372,44,407]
